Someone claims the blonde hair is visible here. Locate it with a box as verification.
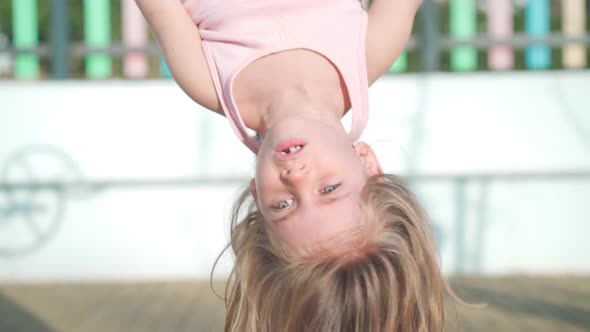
[218,174,455,332]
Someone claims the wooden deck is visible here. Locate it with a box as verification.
[1,277,589,332]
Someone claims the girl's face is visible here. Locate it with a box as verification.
[252,114,382,250]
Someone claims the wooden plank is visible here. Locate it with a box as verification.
[1,278,589,332]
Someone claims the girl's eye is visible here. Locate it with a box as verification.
[321,184,341,194]
[275,198,294,210]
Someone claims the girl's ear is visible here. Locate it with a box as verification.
[250,178,260,209]
[354,142,384,176]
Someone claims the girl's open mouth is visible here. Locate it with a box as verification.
[275,140,306,157]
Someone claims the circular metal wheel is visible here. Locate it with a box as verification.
[0,145,84,257]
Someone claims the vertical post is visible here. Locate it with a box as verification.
[122,0,149,78]
[562,0,587,69]
[51,0,70,79]
[450,0,477,71]
[473,180,489,273]
[12,0,39,79]
[420,0,439,72]
[161,58,173,78]
[361,0,370,10]
[0,31,12,76]
[488,0,514,70]
[454,178,466,274]
[84,0,112,79]
[389,52,408,73]
[525,0,551,70]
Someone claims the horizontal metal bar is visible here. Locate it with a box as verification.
[1,33,588,57]
[0,177,249,191]
[0,43,163,57]
[404,170,590,182]
[0,170,589,191]
[2,44,51,56]
[438,33,590,50]
[69,44,163,57]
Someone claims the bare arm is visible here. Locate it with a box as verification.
[135,0,221,113]
[366,0,422,85]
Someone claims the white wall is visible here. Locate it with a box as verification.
[0,71,589,282]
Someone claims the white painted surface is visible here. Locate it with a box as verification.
[0,71,589,282]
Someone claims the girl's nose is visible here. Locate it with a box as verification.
[280,163,308,183]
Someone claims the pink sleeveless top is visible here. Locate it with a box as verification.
[182,0,369,153]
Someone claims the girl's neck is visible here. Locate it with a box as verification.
[231,49,350,133]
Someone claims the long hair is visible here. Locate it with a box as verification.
[219,174,455,332]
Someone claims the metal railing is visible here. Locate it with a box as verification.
[1,170,589,267]
[0,170,589,191]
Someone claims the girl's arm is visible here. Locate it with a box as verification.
[135,0,221,114]
[366,0,422,85]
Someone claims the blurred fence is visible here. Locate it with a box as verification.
[0,0,589,79]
